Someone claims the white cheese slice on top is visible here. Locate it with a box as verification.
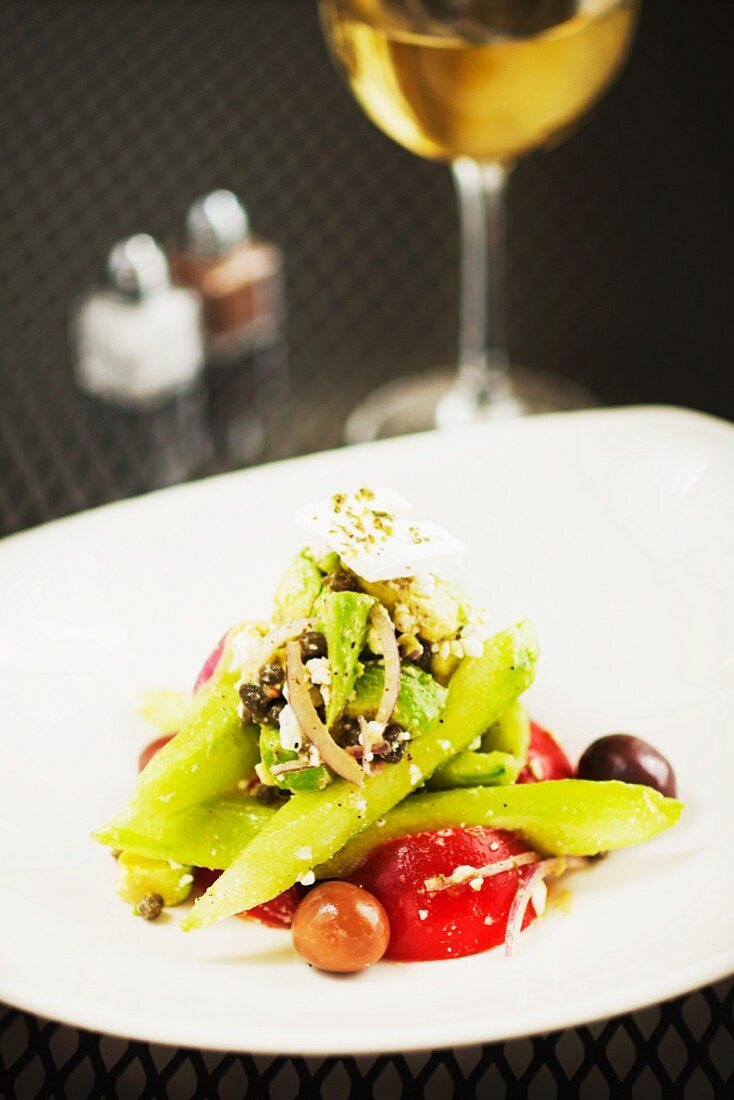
[295,487,465,582]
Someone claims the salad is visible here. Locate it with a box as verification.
[95,488,681,972]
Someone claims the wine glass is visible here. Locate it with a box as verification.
[318,0,640,441]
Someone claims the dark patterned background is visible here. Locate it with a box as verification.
[0,1,732,1096]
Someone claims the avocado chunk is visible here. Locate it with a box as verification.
[258,725,331,792]
[316,590,375,726]
[481,699,531,762]
[346,664,447,735]
[273,550,323,624]
[429,700,531,788]
[117,852,194,907]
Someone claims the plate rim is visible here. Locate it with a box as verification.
[1,950,732,1055]
[1,402,732,1053]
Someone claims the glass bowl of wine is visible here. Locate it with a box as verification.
[318,0,639,440]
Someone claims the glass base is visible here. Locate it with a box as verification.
[344,366,598,444]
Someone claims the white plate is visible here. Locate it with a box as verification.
[0,406,732,1055]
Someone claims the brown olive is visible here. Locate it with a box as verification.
[577,734,676,797]
[291,881,390,973]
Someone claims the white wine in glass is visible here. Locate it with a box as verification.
[318,0,639,440]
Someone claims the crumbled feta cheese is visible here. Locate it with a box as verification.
[413,572,436,596]
[483,914,494,926]
[439,740,451,751]
[178,874,194,888]
[295,846,313,861]
[529,757,545,781]
[295,488,465,582]
[459,611,490,660]
[468,736,482,751]
[418,909,429,921]
[393,603,417,635]
[490,841,500,851]
[305,657,331,684]
[531,879,548,917]
[358,718,385,764]
[409,763,422,785]
[469,877,483,892]
[278,703,303,752]
[452,865,477,881]
[229,625,262,673]
[305,656,331,709]
[298,870,315,886]
[438,640,451,661]
[307,744,322,767]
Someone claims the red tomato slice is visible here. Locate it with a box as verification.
[518,721,575,783]
[238,885,305,929]
[138,733,175,773]
[349,827,540,962]
[194,868,303,929]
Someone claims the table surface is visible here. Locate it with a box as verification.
[0,356,732,1100]
[1,1,732,1095]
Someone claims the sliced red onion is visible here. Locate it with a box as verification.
[371,604,401,727]
[194,629,231,693]
[424,850,540,894]
[270,759,314,777]
[504,856,589,956]
[345,739,390,761]
[285,641,365,786]
[237,619,315,684]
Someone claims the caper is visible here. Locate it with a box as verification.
[239,683,270,724]
[135,893,164,921]
[300,631,327,659]
[260,662,284,688]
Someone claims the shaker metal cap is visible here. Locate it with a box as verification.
[185,189,250,255]
[107,233,171,298]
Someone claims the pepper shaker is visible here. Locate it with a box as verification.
[169,190,287,466]
[169,189,284,360]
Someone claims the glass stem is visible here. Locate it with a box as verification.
[439,158,512,424]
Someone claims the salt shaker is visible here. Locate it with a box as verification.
[71,234,212,486]
[73,233,204,405]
